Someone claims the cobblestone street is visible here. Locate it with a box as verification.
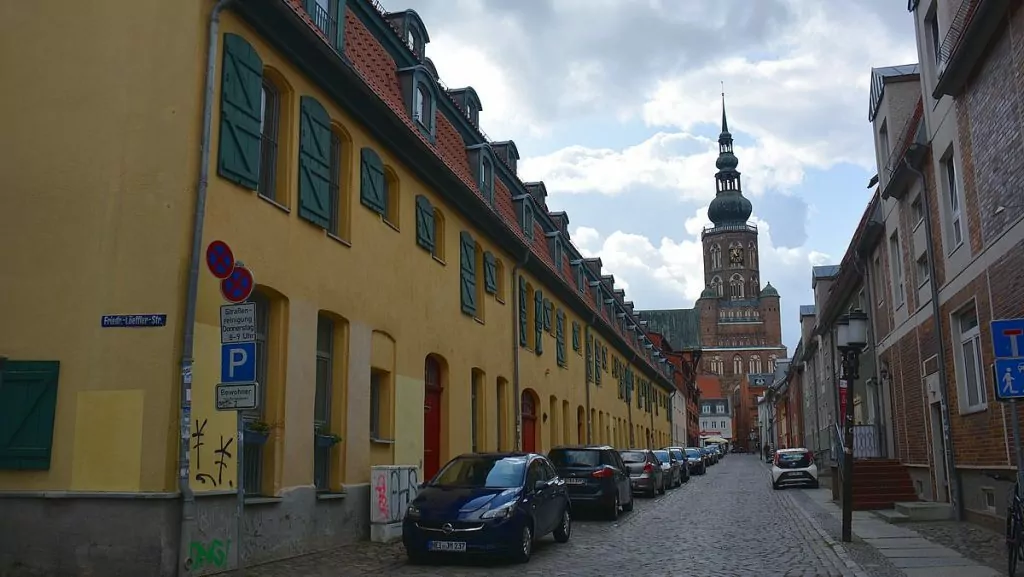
[240,455,865,577]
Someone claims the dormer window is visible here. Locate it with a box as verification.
[467,144,495,205]
[407,29,417,52]
[514,196,535,240]
[547,234,563,275]
[576,264,586,293]
[387,10,429,58]
[448,87,482,128]
[397,66,437,141]
[481,157,493,202]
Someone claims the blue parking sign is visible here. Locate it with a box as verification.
[221,342,257,383]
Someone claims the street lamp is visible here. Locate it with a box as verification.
[836,307,868,543]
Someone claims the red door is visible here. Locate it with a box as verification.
[424,359,443,480]
[521,392,536,453]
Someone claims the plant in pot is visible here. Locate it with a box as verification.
[243,420,271,445]
[315,431,343,448]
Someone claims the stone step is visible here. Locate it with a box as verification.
[873,508,911,523]
[894,501,953,521]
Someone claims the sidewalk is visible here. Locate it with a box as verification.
[802,488,1002,577]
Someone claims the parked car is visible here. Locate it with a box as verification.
[684,447,706,475]
[403,453,571,564]
[771,448,819,490]
[708,443,723,459]
[547,445,634,520]
[663,447,691,483]
[619,449,665,497]
[652,449,683,488]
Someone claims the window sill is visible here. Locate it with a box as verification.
[244,496,283,506]
[474,317,485,326]
[432,255,446,266]
[383,218,400,233]
[495,296,505,305]
[913,219,924,233]
[958,404,988,416]
[370,437,395,445]
[258,194,290,214]
[316,491,347,501]
[327,232,351,247]
[947,240,965,258]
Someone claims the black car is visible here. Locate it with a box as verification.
[403,453,572,564]
[684,447,706,475]
[663,447,691,483]
[548,445,634,520]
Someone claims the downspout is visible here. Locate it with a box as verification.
[905,157,963,520]
[178,2,232,574]
[511,249,530,451]
[584,315,597,443]
[627,352,638,447]
[857,252,887,457]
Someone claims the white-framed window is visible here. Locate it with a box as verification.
[953,304,987,412]
[911,194,924,229]
[943,151,964,249]
[702,405,711,414]
[916,254,929,287]
[710,244,722,270]
[749,355,762,373]
[730,274,745,299]
[768,354,777,373]
[889,231,904,307]
[926,8,940,66]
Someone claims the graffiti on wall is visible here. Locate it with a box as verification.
[188,538,231,571]
[371,467,420,524]
[192,418,234,488]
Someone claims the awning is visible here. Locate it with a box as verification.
[701,436,729,444]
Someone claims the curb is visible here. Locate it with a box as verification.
[786,491,870,577]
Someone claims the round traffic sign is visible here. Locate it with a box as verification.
[221,264,255,303]
[206,241,235,279]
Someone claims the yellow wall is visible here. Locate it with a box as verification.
[0,0,208,492]
[0,3,673,496]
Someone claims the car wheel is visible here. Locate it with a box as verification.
[512,524,533,564]
[622,488,634,512]
[607,493,620,521]
[658,479,666,495]
[772,481,780,490]
[554,508,572,543]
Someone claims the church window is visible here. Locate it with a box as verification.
[711,276,723,297]
[732,355,743,374]
[749,355,762,373]
[768,354,777,373]
[748,242,757,266]
[710,244,722,270]
[750,275,759,297]
[729,274,744,299]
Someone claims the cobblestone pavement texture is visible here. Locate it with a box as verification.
[238,455,869,576]
[904,520,1007,576]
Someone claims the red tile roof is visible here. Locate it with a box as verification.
[283,0,669,380]
[696,376,723,399]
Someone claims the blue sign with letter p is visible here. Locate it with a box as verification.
[221,342,257,383]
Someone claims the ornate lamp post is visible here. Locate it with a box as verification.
[836,307,868,543]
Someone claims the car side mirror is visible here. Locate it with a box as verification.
[534,480,548,492]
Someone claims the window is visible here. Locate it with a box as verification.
[916,254,929,287]
[0,360,60,470]
[768,355,777,373]
[496,378,508,450]
[413,84,429,127]
[749,355,762,374]
[576,265,586,294]
[733,355,743,374]
[328,129,344,237]
[927,10,940,66]
[494,258,506,302]
[943,153,963,248]
[474,242,486,322]
[873,255,884,307]
[716,404,725,414]
[710,276,723,297]
[879,119,890,160]
[471,370,483,452]
[954,305,987,411]
[258,78,281,201]
[522,203,535,239]
[710,244,722,270]
[406,28,417,52]
[314,315,333,491]
[730,274,745,299]
[702,405,711,414]
[370,369,384,439]
[312,0,342,49]
[911,194,924,228]
[480,157,494,204]
[889,231,904,307]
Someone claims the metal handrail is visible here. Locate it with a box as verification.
[937,0,981,72]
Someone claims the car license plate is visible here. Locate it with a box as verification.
[564,478,585,485]
[428,541,467,552]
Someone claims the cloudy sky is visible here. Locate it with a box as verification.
[393,0,918,352]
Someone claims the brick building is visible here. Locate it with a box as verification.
[640,97,788,451]
[817,0,1024,526]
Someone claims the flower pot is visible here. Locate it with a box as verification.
[315,434,340,448]
[244,429,269,446]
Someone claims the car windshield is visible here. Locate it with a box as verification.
[431,456,527,488]
[670,449,685,461]
[620,451,647,463]
[653,450,670,462]
[685,448,701,458]
[548,449,600,468]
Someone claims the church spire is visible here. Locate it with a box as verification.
[707,88,753,227]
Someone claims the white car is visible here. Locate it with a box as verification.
[770,448,818,490]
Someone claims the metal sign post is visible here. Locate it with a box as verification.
[991,319,1024,490]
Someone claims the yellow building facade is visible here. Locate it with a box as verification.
[0,1,675,575]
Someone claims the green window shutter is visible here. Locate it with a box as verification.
[459,231,477,316]
[217,33,264,190]
[534,290,544,355]
[518,276,528,347]
[542,299,552,331]
[298,96,333,228]
[483,252,497,294]
[571,322,580,351]
[0,361,60,470]
[585,335,593,382]
[415,195,435,252]
[594,345,602,385]
[359,147,386,215]
[555,310,566,367]
[601,346,608,371]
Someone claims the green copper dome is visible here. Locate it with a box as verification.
[699,286,718,299]
[716,151,738,170]
[708,192,752,226]
[760,282,779,297]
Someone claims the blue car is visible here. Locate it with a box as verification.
[403,452,572,564]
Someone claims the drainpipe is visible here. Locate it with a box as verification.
[858,255,887,457]
[511,249,530,451]
[584,315,597,443]
[905,157,963,520]
[627,352,638,447]
[177,2,232,574]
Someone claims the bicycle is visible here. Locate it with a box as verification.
[988,471,1024,575]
